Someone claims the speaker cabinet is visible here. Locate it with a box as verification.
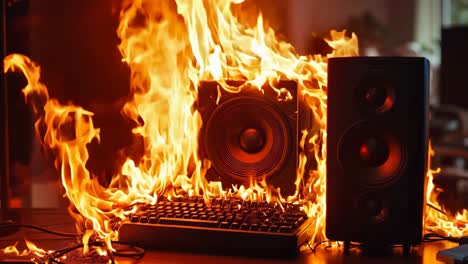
[326,57,430,248]
[197,80,312,196]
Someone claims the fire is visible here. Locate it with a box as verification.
[3,0,357,249]
[3,243,28,256]
[425,144,468,237]
[3,0,465,260]
[2,240,48,259]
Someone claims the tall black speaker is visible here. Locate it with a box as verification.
[197,80,312,196]
[326,57,430,252]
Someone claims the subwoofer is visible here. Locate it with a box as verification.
[326,57,430,252]
[197,80,312,196]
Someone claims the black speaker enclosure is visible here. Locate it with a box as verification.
[197,80,312,196]
[326,57,430,246]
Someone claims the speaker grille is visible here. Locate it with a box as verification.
[203,96,291,183]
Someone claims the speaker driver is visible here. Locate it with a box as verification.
[358,192,389,224]
[203,96,291,183]
[356,75,395,114]
[338,121,407,187]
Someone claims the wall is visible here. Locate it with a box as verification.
[287,0,415,54]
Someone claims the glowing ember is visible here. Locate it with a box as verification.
[2,0,466,260]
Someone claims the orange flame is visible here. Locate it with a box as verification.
[2,239,48,259]
[12,1,468,258]
[425,143,468,237]
[3,0,358,248]
[2,243,28,256]
[2,1,467,256]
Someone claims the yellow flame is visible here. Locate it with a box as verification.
[12,1,463,259]
[425,143,468,237]
[1,240,47,258]
[25,240,47,258]
[2,243,28,256]
[3,1,467,256]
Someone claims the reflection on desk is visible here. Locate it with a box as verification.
[0,209,456,263]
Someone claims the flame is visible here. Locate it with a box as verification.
[3,0,357,248]
[2,243,28,256]
[2,240,47,259]
[2,1,467,257]
[425,143,468,237]
[25,240,48,258]
[117,0,357,245]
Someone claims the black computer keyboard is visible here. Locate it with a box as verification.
[118,196,313,258]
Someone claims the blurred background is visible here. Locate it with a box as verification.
[1,0,467,214]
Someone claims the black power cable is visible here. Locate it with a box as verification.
[0,221,145,263]
[0,221,81,238]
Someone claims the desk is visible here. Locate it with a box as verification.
[0,209,456,263]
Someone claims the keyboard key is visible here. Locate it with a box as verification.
[240,223,250,230]
[191,214,200,219]
[159,217,219,227]
[188,197,199,203]
[270,225,280,232]
[219,222,230,228]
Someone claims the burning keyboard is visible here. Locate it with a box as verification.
[118,196,313,258]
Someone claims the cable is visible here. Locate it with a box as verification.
[312,240,334,252]
[424,232,463,243]
[306,240,313,252]
[0,222,145,263]
[426,203,468,225]
[306,239,339,253]
[424,203,467,245]
[0,223,82,238]
[42,241,144,264]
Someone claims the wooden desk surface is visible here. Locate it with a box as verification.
[0,209,457,263]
